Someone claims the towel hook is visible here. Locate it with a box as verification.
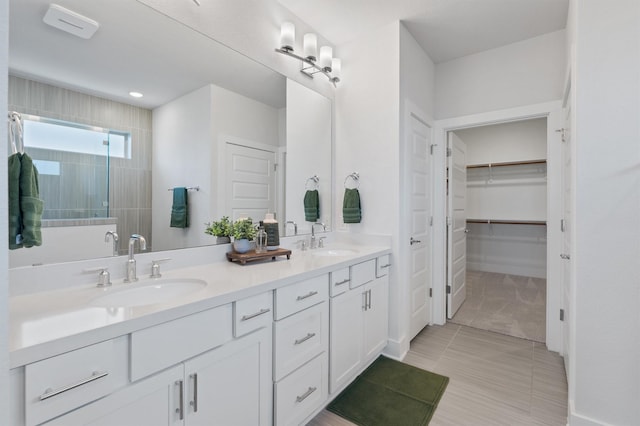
[344,172,360,189]
[305,175,319,190]
[8,111,24,154]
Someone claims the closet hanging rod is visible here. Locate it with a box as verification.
[466,159,547,169]
[466,219,547,226]
[167,186,200,192]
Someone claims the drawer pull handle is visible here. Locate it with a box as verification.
[296,291,318,301]
[296,386,317,403]
[380,264,391,269]
[241,308,271,321]
[294,332,316,345]
[334,278,350,286]
[39,371,108,401]
[176,380,184,420]
[189,373,198,413]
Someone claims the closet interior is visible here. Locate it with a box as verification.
[450,118,548,343]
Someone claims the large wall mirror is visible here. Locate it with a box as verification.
[8,0,332,267]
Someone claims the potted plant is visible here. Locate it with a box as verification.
[231,218,257,253]
[205,216,232,244]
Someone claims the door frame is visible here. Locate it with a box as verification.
[432,100,563,352]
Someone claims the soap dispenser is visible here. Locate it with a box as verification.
[263,213,280,250]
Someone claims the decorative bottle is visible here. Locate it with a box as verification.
[263,213,280,250]
[255,227,267,253]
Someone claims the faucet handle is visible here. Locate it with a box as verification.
[297,239,308,251]
[318,237,326,248]
[150,258,171,279]
[84,267,112,287]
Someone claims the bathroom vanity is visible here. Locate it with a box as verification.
[8,243,391,426]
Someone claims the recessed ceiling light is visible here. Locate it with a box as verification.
[129,91,143,98]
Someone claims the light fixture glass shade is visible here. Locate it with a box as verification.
[303,33,318,61]
[319,46,333,71]
[331,58,341,81]
[280,22,295,51]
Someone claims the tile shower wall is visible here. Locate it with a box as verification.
[8,76,153,254]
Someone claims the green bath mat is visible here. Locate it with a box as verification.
[328,356,449,426]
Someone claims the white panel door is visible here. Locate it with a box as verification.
[447,133,467,319]
[561,88,573,375]
[226,143,276,221]
[408,115,432,340]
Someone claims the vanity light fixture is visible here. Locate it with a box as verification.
[275,22,340,86]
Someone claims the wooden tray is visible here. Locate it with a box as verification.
[226,248,292,265]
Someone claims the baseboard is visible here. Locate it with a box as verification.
[382,337,408,361]
[568,399,608,426]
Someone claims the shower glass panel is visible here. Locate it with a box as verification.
[22,115,130,220]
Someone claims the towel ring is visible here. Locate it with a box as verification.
[305,175,319,190]
[344,172,360,189]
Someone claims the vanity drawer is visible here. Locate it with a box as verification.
[274,353,327,426]
[273,301,328,381]
[130,304,232,381]
[350,259,376,289]
[330,268,350,297]
[25,340,120,426]
[376,254,391,277]
[234,291,273,337]
[274,274,328,320]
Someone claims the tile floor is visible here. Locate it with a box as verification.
[450,270,547,343]
[308,323,568,426]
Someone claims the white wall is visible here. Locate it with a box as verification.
[0,0,9,421]
[570,1,640,424]
[153,84,281,251]
[153,85,214,251]
[435,30,566,119]
[285,79,332,234]
[335,21,403,355]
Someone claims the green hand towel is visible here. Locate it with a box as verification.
[304,189,320,222]
[170,187,189,228]
[8,153,23,249]
[343,188,362,224]
[18,153,43,248]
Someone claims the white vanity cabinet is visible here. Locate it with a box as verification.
[273,274,329,426]
[329,257,389,394]
[33,293,273,426]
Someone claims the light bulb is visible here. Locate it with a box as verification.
[319,46,333,71]
[280,22,295,51]
[303,33,318,61]
[331,58,341,82]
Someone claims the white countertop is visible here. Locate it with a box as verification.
[9,243,390,369]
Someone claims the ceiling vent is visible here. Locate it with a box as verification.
[43,4,99,39]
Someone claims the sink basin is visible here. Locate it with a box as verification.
[311,248,358,257]
[90,278,208,307]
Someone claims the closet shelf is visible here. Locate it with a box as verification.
[466,159,546,169]
[466,219,547,226]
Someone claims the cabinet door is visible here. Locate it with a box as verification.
[363,276,389,363]
[329,289,364,394]
[45,365,184,426]
[184,327,272,426]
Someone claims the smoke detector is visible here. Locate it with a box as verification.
[43,4,99,39]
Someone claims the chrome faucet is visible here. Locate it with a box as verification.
[104,231,119,256]
[285,221,298,236]
[310,222,326,249]
[124,234,147,283]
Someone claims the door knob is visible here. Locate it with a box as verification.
[410,237,421,245]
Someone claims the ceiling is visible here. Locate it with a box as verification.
[9,0,285,109]
[277,0,570,63]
